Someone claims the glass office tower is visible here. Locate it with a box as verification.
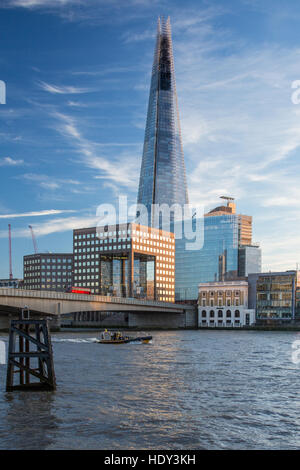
[238,245,262,277]
[175,198,261,301]
[137,17,189,227]
[175,215,239,301]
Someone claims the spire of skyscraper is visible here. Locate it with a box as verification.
[137,16,189,227]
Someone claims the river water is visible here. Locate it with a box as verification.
[0,329,299,450]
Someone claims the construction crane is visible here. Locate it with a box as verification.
[28,225,38,254]
[8,224,13,280]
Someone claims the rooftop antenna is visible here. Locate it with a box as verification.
[8,224,13,280]
[220,196,235,202]
[28,225,38,254]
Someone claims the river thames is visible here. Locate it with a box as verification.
[0,329,299,450]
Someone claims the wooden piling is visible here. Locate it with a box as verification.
[6,312,56,392]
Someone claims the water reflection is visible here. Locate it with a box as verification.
[1,392,59,449]
[0,331,300,449]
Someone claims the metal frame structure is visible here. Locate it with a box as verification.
[6,310,56,391]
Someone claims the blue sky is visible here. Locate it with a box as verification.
[1,0,300,278]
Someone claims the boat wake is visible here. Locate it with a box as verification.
[52,337,98,344]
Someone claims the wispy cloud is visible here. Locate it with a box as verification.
[0,157,24,166]
[38,81,94,94]
[52,111,140,190]
[1,0,162,24]
[0,209,76,219]
[19,173,82,191]
[3,0,82,8]
[0,214,99,238]
[122,29,155,43]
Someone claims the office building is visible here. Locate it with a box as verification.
[198,280,255,327]
[137,17,189,227]
[0,278,23,289]
[238,244,262,277]
[248,271,300,324]
[73,223,175,302]
[23,253,74,291]
[175,197,261,301]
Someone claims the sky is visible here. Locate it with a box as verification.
[1,0,300,278]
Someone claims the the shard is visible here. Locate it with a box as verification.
[137,17,189,227]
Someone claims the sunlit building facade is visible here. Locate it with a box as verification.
[137,17,189,227]
[198,280,255,328]
[23,253,74,291]
[248,271,300,324]
[73,223,175,302]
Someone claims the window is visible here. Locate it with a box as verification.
[235,310,240,318]
[201,310,206,318]
[218,310,223,318]
[226,310,231,318]
[210,310,214,318]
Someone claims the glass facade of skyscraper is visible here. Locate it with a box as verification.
[137,17,188,227]
[175,215,239,301]
[238,245,262,277]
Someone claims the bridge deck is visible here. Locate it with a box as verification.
[0,288,194,315]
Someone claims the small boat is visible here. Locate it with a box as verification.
[95,330,152,344]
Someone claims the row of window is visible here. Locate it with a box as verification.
[25,267,72,273]
[73,254,173,263]
[75,238,130,246]
[74,245,131,253]
[25,272,72,277]
[201,309,241,318]
[75,230,131,240]
[24,258,72,265]
[200,320,241,325]
[201,299,241,307]
[133,245,173,255]
[75,230,173,243]
[25,278,70,283]
[201,290,241,297]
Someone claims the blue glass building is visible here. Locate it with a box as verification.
[175,198,262,301]
[175,214,240,301]
[137,17,189,226]
[238,245,262,277]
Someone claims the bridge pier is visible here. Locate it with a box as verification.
[0,314,61,332]
[128,312,186,329]
[62,310,198,329]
